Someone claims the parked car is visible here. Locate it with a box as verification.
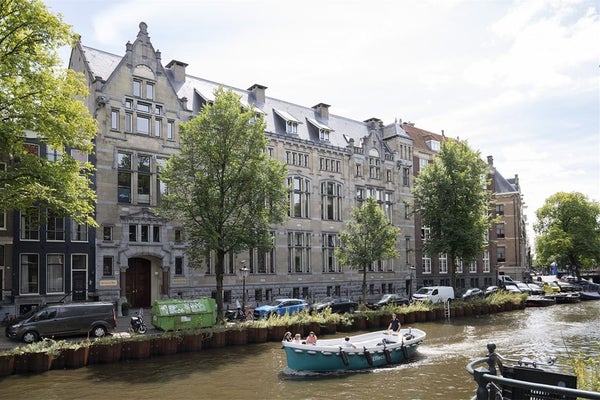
[5,302,116,343]
[253,298,308,319]
[462,288,484,301]
[484,286,500,297]
[412,286,455,303]
[371,294,410,309]
[310,297,358,314]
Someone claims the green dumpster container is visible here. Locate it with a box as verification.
[151,298,216,331]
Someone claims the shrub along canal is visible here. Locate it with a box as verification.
[0,300,598,399]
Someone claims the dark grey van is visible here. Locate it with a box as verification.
[5,302,116,343]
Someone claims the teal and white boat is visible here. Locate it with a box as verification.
[281,328,426,372]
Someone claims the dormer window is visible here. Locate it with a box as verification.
[319,129,330,141]
[286,120,298,134]
[426,140,440,152]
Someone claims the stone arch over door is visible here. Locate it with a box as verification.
[126,258,151,308]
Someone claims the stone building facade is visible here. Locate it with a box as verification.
[1,22,528,314]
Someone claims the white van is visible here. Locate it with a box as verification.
[412,286,455,303]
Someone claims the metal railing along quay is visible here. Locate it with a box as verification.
[466,343,600,400]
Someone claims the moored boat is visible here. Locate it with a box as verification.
[552,292,581,304]
[525,295,556,307]
[281,328,426,372]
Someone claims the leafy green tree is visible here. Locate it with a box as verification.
[158,87,288,320]
[0,0,97,225]
[534,192,600,278]
[335,196,400,304]
[412,140,492,288]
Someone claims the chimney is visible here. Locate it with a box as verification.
[166,60,188,83]
[487,155,494,166]
[248,84,267,104]
[312,103,330,120]
[364,117,383,132]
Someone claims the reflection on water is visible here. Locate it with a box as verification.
[2,301,598,400]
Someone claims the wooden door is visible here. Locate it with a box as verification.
[126,258,151,307]
[72,271,87,301]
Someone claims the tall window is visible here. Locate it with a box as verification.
[496,223,505,238]
[47,254,64,293]
[321,181,342,220]
[118,152,132,203]
[405,237,411,266]
[496,204,504,216]
[103,226,113,241]
[483,251,490,272]
[402,167,410,186]
[469,261,477,273]
[71,221,88,242]
[456,259,464,273]
[288,176,310,218]
[175,257,183,275]
[256,232,275,274]
[46,213,65,241]
[0,163,5,230]
[111,110,119,130]
[322,233,339,272]
[439,254,448,274]
[384,191,393,221]
[369,157,380,179]
[167,120,175,140]
[20,210,40,240]
[288,232,311,273]
[103,256,113,276]
[319,128,329,141]
[497,247,506,262]
[423,256,432,274]
[138,155,151,204]
[20,254,39,294]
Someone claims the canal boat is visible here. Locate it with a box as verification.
[281,328,426,372]
[525,295,556,307]
[552,292,581,304]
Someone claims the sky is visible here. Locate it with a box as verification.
[43,0,599,250]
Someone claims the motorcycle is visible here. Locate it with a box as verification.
[130,310,147,334]
[225,307,252,322]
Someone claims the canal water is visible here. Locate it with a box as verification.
[1,301,598,400]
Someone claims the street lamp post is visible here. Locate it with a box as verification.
[240,261,249,312]
[409,266,416,299]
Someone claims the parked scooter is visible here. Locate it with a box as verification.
[225,307,248,322]
[130,309,147,334]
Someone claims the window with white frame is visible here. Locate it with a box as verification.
[46,145,61,162]
[286,151,309,167]
[483,251,490,272]
[288,232,311,273]
[288,176,310,218]
[20,210,40,241]
[456,259,463,273]
[384,191,393,221]
[423,256,432,274]
[46,212,65,241]
[319,156,340,173]
[20,253,39,294]
[322,233,339,272]
[71,221,88,242]
[439,254,448,273]
[469,261,477,273]
[47,254,64,293]
[319,128,330,141]
[111,110,119,130]
[421,227,431,241]
[286,120,298,134]
[419,158,429,171]
[321,181,342,221]
[167,120,175,140]
[369,157,380,179]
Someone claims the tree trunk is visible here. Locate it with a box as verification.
[362,265,367,304]
[215,249,226,321]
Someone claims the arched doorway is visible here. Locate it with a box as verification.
[126,258,151,307]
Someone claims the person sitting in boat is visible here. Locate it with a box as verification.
[387,313,401,335]
[306,331,317,345]
[341,336,357,349]
[293,334,302,343]
[283,331,292,342]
